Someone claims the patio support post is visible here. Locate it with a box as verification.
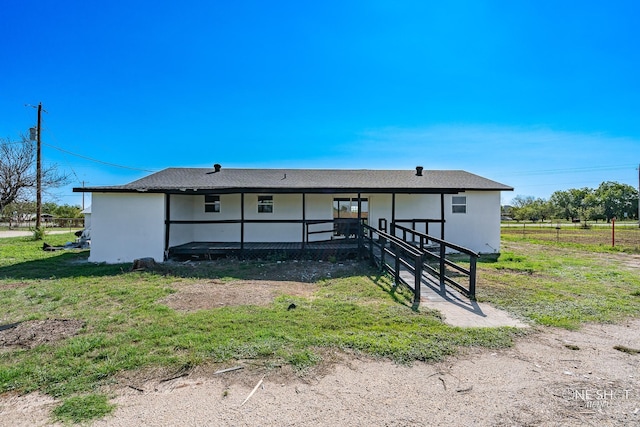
[240,192,245,253]
[440,193,445,240]
[302,193,306,251]
[391,193,396,238]
[357,192,362,258]
[164,193,171,260]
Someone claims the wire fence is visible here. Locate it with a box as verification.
[0,218,84,230]
[501,223,640,250]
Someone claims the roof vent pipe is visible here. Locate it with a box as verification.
[415,166,424,176]
[213,163,221,172]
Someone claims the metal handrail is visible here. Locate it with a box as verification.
[391,223,478,299]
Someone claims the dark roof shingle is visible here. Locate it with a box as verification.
[75,167,513,194]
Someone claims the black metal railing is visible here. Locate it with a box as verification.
[391,223,478,299]
[362,223,425,302]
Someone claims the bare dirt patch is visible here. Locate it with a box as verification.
[80,318,638,426]
[1,320,639,427]
[159,259,365,311]
[160,279,318,311]
[0,282,30,290]
[0,319,85,351]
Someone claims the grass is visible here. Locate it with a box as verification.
[0,232,523,423]
[477,237,640,329]
[1,231,639,423]
[52,393,115,424]
[501,223,640,253]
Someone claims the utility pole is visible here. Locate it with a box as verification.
[82,180,88,210]
[637,163,640,228]
[36,102,42,232]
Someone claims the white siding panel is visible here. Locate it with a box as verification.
[368,194,391,231]
[444,191,502,253]
[394,194,440,235]
[89,193,165,263]
[245,223,303,242]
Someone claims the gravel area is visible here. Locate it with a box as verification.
[2,319,638,426]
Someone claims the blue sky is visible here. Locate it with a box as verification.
[2,1,639,207]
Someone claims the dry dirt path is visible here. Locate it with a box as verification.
[2,319,638,426]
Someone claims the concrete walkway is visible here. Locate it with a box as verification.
[393,265,528,328]
[373,244,527,328]
[417,274,528,328]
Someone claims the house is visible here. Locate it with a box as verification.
[74,166,512,263]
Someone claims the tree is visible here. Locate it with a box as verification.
[510,195,553,222]
[549,188,595,222]
[0,135,68,215]
[549,190,574,221]
[594,181,638,222]
[53,204,82,218]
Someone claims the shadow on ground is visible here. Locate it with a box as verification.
[0,251,126,280]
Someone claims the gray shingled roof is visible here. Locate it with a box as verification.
[75,167,513,194]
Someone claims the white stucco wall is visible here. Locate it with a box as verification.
[89,193,165,263]
[166,191,502,252]
[90,190,503,262]
[168,194,243,246]
[443,191,502,253]
[169,193,337,243]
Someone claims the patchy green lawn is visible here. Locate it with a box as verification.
[477,240,640,329]
[1,232,639,423]
[1,233,522,423]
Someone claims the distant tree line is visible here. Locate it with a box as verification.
[1,200,83,225]
[505,181,639,223]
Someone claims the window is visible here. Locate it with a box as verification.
[258,195,273,213]
[332,198,369,237]
[452,196,466,214]
[204,195,220,212]
[333,198,368,219]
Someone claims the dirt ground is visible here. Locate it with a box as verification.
[1,259,639,426]
[0,319,85,351]
[2,319,638,426]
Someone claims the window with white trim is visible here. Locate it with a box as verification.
[204,195,220,213]
[258,195,273,213]
[452,196,467,214]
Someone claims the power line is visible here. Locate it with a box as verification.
[38,119,156,173]
[42,142,156,173]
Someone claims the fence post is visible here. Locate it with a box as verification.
[394,245,400,286]
[439,242,446,287]
[469,255,477,300]
[414,253,422,302]
[357,221,363,260]
[380,237,386,272]
[368,229,374,264]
